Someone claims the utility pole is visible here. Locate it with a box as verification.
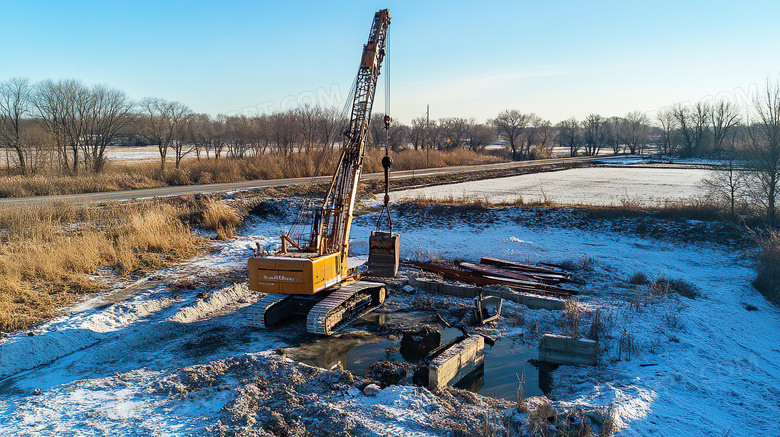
[425,104,430,168]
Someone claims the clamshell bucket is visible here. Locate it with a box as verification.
[367,230,400,277]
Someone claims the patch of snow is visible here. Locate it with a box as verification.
[2,182,779,436]
[388,166,710,207]
[171,283,259,324]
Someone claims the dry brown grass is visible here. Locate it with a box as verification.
[753,229,780,304]
[402,193,528,209]
[0,200,209,332]
[201,198,241,240]
[0,148,499,198]
[363,148,498,172]
[0,170,165,197]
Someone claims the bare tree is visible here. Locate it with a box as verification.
[211,115,227,159]
[533,118,553,158]
[270,109,299,156]
[225,115,253,158]
[582,113,605,156]
[519,114,543,159]
[317,106,344,151]
[602,116,622,154]
[710,100,741,154]
[33,79,130,174]
[656,108,678,155]
[34,79,92,174]
[703,138,749,221]
[465,118,494,152]
[491,109,529,160]
[252,114,273,155]
[19,121,54,172]
[409,116,426,150]
[747,79,780,227]
[185,113,212,160]
[80,84,135,172]
[557,117,581,157]
[138,97,191,170]
[425,119,443,151]
[298,104,320,153]
[368,112,387,150]
[673,102,711,157]
[438,117,468,150]
[387,122,409,152]
[0,78,33,175]
[621,111,650,154]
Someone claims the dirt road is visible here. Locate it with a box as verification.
[0,156,609,206]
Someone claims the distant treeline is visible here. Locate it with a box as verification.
[1,76,778,225]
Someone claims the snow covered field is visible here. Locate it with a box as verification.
[1,191,778,435]
[390,166,711,207]
[104,146,189,163]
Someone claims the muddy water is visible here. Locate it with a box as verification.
[283,311,547,401]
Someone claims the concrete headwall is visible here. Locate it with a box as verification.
[428,335,485,390]
[539,334,597,366]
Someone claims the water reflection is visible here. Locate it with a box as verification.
[282,311,549,401]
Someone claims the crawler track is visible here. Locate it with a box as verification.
[247,293,292,328]
[306,281,386,335]
[247,282,387,335]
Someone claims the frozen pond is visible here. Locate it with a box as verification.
[389,166,711,207]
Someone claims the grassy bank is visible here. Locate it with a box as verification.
[0,148,498,198]
[754,230,780,304]
[0,199,216,332]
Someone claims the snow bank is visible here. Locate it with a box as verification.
[171,283,259,324]
[0,329,103,381]
[0,292,174,380]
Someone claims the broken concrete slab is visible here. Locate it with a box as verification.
[428,335,485,390]
[539,334,597,366]
[474,295,502,325]
[409,277,565,311]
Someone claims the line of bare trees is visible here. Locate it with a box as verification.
[702,81,780,227]
[0,77,502,176]
[1,76,779,226]
[490,110,656,159]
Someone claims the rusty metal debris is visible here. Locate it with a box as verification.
[405,257,578,298]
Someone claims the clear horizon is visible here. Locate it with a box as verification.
[2,0,778,124]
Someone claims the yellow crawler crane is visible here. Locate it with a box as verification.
[247,9,398,335]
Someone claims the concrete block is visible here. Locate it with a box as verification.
[539,334,597,366]
[484,287,566,311]
[409,278,564,311]
[428,336,485,390]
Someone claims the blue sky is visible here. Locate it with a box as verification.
[2,0,779,124]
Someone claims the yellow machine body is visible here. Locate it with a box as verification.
[245,11,393,336]
[248,252,346,295]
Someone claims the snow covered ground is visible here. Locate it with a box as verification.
[105,146,163,162]
[389,166,711,207]
[1,181,778,435]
